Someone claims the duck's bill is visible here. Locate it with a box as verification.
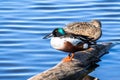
[43,33,53,39]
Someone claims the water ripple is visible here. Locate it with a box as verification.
[0,0,120,80]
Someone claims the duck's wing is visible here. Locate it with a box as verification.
[70,34,94,42]
[64,22,102,41]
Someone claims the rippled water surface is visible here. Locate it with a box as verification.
[0,0,120,80]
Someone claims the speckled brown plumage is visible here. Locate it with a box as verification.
[64,20,102,41]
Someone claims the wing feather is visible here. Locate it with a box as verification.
[64,22,102,41]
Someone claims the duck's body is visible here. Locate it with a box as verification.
[43,19,102,62]
[50,37,89,62]
[63,20,102,41]
[50,37,88,52]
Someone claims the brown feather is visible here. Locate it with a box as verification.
[58,41,88,53]
[63,20,102,41]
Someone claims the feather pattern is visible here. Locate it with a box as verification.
[63,20,102,41]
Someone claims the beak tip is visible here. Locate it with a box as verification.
[43,37,46,39]
[43,33,53,39]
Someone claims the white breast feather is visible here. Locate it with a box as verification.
[50,37,81,49]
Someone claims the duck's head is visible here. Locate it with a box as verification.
[90,19,101,28]
[43,28,66,39]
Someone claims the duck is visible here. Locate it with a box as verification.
[64,19,102,42]
[43,19,102,62]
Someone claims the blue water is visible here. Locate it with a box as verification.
[0,0,120,80]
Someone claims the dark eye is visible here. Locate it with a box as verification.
[55,30,58,32]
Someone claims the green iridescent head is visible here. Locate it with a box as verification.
[57,28,66,35]
[52,28,66,37]
[43,28,66,39]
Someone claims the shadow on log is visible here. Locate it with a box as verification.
[28,42,113,80]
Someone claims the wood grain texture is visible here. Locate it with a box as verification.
[28,42,112,80]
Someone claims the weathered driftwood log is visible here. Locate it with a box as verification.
[82,75,98,80]
[28,42,113,80]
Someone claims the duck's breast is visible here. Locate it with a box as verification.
[50,37,81,50]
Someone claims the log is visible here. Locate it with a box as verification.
[82,75,98,80]
[28,42,113,80]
